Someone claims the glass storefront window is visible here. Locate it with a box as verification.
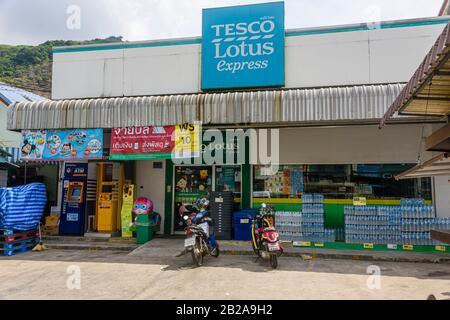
[215,165,241,198]
[253,164,432,200]
[253,165,304,198]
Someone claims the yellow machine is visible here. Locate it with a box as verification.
[120,184,135,238]
[97,182,119,232]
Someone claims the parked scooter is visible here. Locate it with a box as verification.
[177,198,219,266]
[251,203,283,269]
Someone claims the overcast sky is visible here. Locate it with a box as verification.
[0,0,445,45]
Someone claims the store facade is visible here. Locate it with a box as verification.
[7,3,450,251]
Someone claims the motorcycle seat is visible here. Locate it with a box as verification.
[262,227,276,233]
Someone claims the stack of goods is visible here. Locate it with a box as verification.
[275,194,335,243]
[301,194,335,243]
[344,206,402,244]
[275,211,302,242]
[209,191,234,240]
[344,199,450,246]
[0,183,47,231]
[399,200,445,246]
[0,229,39,256]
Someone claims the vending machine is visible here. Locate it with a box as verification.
[120,184,135,238]
[60,163,88,235]
[97,181,119,232]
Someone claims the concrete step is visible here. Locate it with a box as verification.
[41,235,137,244]
[43,241,139,252]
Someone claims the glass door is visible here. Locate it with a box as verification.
[173,166,213,232]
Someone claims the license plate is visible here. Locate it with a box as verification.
[268,243,280,252]
[184,237,196,247]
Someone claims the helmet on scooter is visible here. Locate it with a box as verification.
[196,197,210,210]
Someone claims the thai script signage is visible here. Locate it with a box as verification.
[110,125,200,161]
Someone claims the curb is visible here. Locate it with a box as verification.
[220,248,450,264]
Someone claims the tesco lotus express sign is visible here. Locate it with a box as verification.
[202,2,285,90]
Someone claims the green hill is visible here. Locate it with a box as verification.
[0,36,123,98]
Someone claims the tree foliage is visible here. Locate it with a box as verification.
[0,36,123,98]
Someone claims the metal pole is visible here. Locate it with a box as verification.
[24,162,27,185]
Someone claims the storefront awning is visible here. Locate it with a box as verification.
[7,84,410,131]
[380,22,450,128]
[0,161,19,169]
[395,153,450,179]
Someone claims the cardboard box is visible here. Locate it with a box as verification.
[45,215,59,227]
[43,226,59,236]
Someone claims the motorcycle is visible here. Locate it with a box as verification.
[177,198,219,266]
[251,203,283,269]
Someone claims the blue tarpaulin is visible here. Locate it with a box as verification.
[0,183,47,231]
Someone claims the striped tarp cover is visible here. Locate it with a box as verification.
[0,183,47,231]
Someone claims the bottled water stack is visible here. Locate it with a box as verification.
[299,194,335,243]
[345,199,449,246]
[275,194,336,243]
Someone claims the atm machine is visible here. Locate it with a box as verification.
[60,163,88,235]
[97,181,119,232]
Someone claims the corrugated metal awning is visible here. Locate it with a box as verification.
[8,84,406,131]
[380,22,450,128]
[395,153,450,179]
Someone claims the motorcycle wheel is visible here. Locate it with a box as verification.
[191,238,204,267]
[210,243,220,258]
[269,254,278,269]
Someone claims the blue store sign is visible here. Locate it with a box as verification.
[202,2,285,90]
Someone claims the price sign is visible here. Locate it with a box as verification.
[363,243,374,249]
[435,246,446,252]
[353,197,367,206]
[294,241,311,247]
[314,243,324,247]
[403,245,414,251]
[174,124,200,159]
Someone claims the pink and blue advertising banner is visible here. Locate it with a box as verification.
[20,129,103,161]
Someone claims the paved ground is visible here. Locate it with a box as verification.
[1,239,450,300]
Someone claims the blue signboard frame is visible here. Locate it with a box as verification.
[202,2,285,90]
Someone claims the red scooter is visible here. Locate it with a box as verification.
[251,203,283,269]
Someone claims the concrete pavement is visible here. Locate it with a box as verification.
[1,238,449,300]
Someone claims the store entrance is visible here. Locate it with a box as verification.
[173,165,241,234]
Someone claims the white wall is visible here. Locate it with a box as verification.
[0,104,21,147]
[434,176,450,218]
[52,18,448,100]
[135,161,166,234]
